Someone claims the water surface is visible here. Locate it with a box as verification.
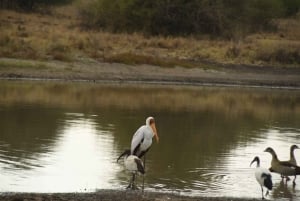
[0,81,299,199]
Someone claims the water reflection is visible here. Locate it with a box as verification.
[0,81,299,199]
[0,111,119,192]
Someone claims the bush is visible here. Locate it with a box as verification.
[256,41,300,64]
[0,0,74,11]
[77,0,289,37]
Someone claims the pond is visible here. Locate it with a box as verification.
[0,81,299,199]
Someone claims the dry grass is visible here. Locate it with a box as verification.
[0,6,299,68]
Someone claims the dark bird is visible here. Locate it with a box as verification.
[250,156,273,200]
[280,144,299,181]
[117,150,145,190]
[283,144,299,166]
[264,147,300,185]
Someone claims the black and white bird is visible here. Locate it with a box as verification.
[117,150,145,190]
[130,116,159,158]
[117,116,158,190]
[250,156,273,200]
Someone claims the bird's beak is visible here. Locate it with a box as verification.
[250,159,255,167]
[151,122,159,143]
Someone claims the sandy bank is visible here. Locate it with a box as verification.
[0,58,299,89]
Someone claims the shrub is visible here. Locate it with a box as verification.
[76,0,288,38]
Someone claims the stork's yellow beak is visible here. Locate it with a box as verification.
[150,122,159,143]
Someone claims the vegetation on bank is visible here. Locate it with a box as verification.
[0,0,299,68]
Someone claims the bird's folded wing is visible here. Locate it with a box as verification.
[131,126,145,154]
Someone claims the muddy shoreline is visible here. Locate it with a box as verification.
[0,190,259,201]
[0,58,299,89]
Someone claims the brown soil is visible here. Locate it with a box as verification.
[0,190,259,201]
[0,58,299,88]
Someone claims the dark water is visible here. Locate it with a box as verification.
[0,81,300,199]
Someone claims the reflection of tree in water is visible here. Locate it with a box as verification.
[0,106,64,170]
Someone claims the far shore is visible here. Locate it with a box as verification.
[0,58,299,89]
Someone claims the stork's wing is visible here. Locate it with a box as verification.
[131,126,145,154]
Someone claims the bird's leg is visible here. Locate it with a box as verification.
[132,173,139,190]
[265,190,269,197]
[261,186,265,200]
[127,173,135,189]
[142,154,146,192]
[126,176,132,189]
[293,175,297,185]
[286,176,290,181]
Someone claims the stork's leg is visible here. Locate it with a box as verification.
[142,154,146,192]
[293,175,297,185]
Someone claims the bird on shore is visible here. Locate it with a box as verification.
[250,156,273,200]
[264,147,300,185]
[117,150,145,190]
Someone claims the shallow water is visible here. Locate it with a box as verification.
[0,81,300,199]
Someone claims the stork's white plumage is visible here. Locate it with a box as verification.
[131,116,159,157]
[250,156,273,200]
[117,150,145,189]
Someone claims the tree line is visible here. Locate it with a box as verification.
[78,0,300,37]
[1,0,300,37]
[0,0,72,11]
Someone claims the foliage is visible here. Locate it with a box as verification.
[77,0,296,37]
[0,0,73,11]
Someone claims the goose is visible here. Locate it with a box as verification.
[264,147,300,185]
[283,144,299,166]
[117,150,145,189]
[281,144,299,180]
[250,156,273,200]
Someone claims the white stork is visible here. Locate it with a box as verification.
[117,150,145,189]
[117,116,158,190]
[130,116,159,158]
[250,156,273,200]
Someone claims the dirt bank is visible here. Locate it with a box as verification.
[0,58,299,88]
[0,190,260,201]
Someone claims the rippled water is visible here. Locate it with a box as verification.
[0,81,299,199]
